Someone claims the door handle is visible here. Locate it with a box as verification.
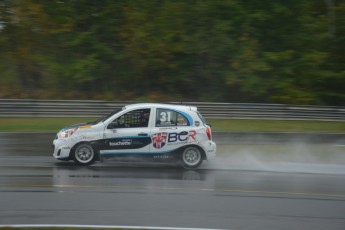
[138,133,148,136]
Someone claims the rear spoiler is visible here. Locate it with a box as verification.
[190,106,197,111]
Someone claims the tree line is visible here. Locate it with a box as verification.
[0,0,344,105]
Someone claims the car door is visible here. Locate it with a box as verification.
[100,108,152,156]
[150,108,195,157]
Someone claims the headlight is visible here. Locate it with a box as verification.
[58,128,77,139]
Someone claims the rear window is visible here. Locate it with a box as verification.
[197,112,207,125]
[156,108,189,127]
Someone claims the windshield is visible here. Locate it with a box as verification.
[93,108,122,123]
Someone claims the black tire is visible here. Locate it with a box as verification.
[181,146,203,169]
[72,143,96,166]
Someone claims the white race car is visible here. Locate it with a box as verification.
[53,103,216,168]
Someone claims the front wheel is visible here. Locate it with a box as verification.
[181,146,203,169]
[72,143,96,165]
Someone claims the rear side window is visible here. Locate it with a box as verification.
[156,109,189,127]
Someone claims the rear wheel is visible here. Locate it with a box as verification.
[72,143,95,165]
[181,146,203,169]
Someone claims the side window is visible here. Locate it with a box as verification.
[156,109,189,127]
[177,113,188,126]
[108,109,151,128]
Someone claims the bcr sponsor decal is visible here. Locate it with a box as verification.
[151,130,196,149]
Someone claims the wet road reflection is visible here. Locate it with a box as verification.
[0,156,344,196]
[0,133,345,229]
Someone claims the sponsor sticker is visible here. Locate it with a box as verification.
[81,135,94,140]
[79,125,92,129]
[195,121,200,126]
[151,130,197,149]
[153,155,175,159]
[109,139,132,146]
[151,132,168,149]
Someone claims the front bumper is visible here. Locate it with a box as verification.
[53,139,73,160]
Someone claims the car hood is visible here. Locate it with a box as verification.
[61,122,97,131]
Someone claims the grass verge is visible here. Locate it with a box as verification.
[0,117,96,132]
[207,119,345,133]
[0,117,344,133]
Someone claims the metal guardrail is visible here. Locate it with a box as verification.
[0,99,344,121]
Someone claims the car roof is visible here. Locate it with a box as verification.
[124,103,197,112]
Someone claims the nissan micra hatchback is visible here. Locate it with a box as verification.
[53,103,216,168]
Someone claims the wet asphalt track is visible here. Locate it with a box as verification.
[0,133,345,230]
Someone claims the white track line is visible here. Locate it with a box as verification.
[0,224,227,230]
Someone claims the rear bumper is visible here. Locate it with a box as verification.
[202,141,216,160]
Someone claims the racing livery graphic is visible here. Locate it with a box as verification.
[151,132,168,149]
[53,103,216,168]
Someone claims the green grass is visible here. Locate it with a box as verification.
[0,117,344,133]
[0,117,97,132]
[207,119,345,133]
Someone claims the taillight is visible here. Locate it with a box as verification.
[206,127,212,140]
